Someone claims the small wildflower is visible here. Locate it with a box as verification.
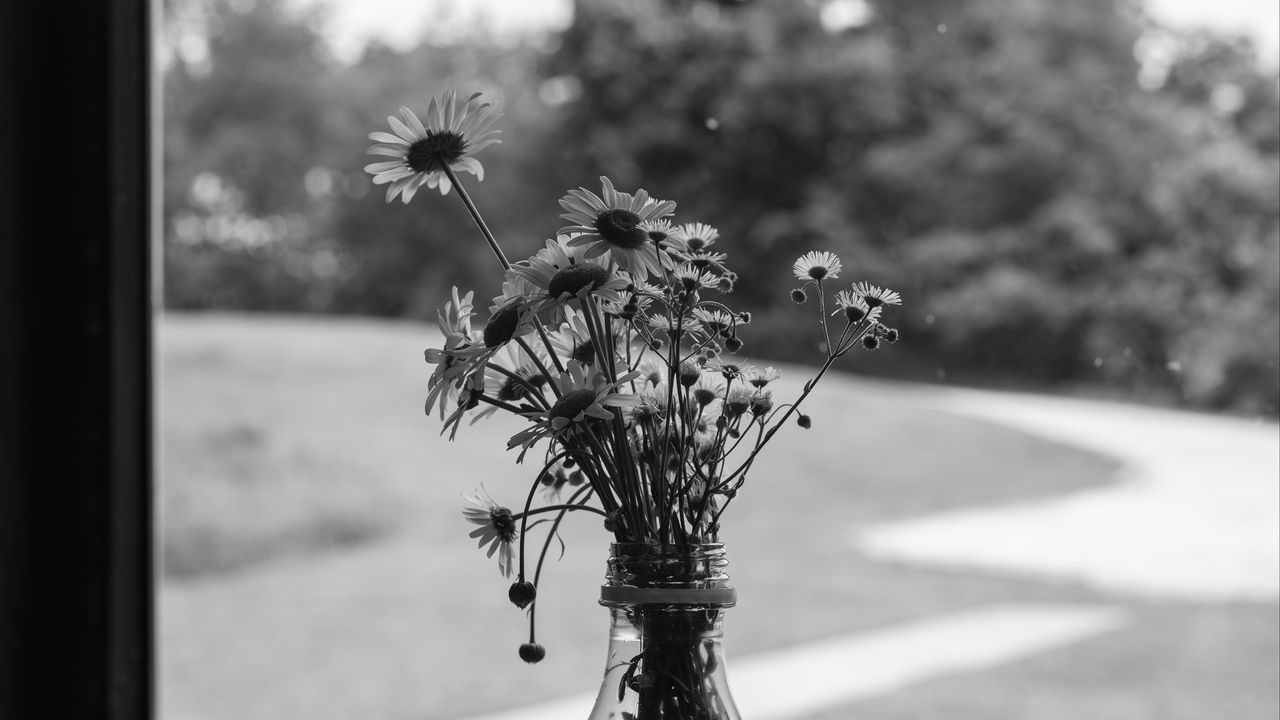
[792,251,843,281]
[723,387,753,419]
[833,289,882,324]
[748,389,774,416]
[745,366,781,388]
[850,281,902,308]
[674,222,720,251]
[678,361,702,387]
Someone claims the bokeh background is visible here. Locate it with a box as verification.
[157,0,1280,718]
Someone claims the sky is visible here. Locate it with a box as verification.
[299,0,1279,66]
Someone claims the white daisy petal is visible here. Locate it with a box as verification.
[387,115,419,142]
[400,106,427,137]
[368,131,409,146]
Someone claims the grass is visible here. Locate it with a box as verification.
[158,311,1277,720]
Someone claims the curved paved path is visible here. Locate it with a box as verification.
[859,386,1280,601]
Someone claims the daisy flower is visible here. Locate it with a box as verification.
[510,237,632,317]
[832,289,883,324]
[722,386,754,420]
[646,313,704,336]
[640,219,686,256]
[424,287,483,418]
[623,388,668,427]
[462,486,519,577]
[549,305,616,367]
[482,343,548,405]
[692,307,735,337]
[706,360,756,382]
[673,222,721,252]
[792,251,843,281]
[678,249,730,278]
[558,177,677,279]
[507,362,640,454]
[744,366,781,388]
[364,90,502,203]
[849,281,903,308]
[672,265,720,294]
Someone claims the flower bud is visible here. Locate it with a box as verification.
[884,327,900,343]
[508,581,537,609]
[518,642,546,664]
[790,288,807,304]
[724,335,743,353]
[862,335,880,350]
[797,414,812,429]
[678,361,702,387]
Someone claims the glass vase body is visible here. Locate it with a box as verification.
[587,543,742,720]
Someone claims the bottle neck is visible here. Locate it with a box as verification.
[601,542,736,608]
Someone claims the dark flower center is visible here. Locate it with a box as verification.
[484,302,522,347]
[808,265,829,280]
[548,264,612,297]
[570,342,596,365]
[405,131,467,173]
[498,377,527,402]
[490,507,517,542]
[594,209,649,250]
[548,389,598,422]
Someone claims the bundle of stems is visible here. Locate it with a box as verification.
[364,91,902,661]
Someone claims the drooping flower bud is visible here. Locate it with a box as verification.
[797,414,812,429]
[508,581,537,609]
[518,642,546,664]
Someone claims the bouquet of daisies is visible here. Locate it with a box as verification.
[365,90,901,662]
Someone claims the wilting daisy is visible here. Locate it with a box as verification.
[364,90,502,203]
[558,177,677,279]
[507,362,640,454]
[792,251,843,281]
[510,237,632,317]
[462,486,519,577]
[848,281,902,308]
[424,287,483,418]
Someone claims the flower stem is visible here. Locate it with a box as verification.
[515,503,608,519]
[442,164,510,271]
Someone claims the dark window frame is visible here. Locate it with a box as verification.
[1,0,155,717]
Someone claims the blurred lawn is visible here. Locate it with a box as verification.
[158,312,1277,720]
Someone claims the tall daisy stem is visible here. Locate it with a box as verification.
[442,165,510,271]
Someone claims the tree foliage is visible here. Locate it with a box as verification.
[161,0,1279,415]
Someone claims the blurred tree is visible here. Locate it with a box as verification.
[539,0,1279,414]
[160,0,1278,414]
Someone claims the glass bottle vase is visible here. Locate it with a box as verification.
[587,542,742,720]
